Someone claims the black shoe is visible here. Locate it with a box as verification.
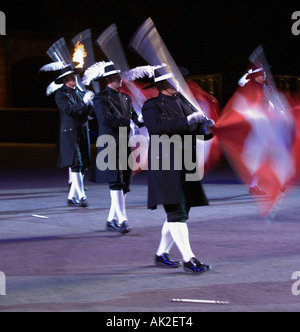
[155,253,181,268]
[78,197,88,208]
[67,198,79,207]
[119,221,131,234]
[106,220,121,232]
[183,257,211,274]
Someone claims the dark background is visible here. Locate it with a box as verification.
[1,0,300,143]
[3,0,300,74]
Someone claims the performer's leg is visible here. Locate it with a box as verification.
[68,167,72,185]
[77,127,89,199]
[163,190,192,261]
[67,170,87,207]
[167,219,210,273]
[68,146,81,204]
[70,171,86,200]
[106,189,122,232]
[107,190,117,222]
[164,191,210,273]
[108,190,130,235]
[168,222,195,263]
[111,170,131,233]
[155,220,180,268]
[68,159,87,207]
[110,190,127,223]
[156,220,174,256]
[121,169,132,223]
[68,179,77,200]
[109,171,128,224]
[156,190,189,268]
[120,191,128,222]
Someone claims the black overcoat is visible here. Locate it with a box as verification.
[55,85,92,168]
[90,86,142,184]
[142,93,213,210]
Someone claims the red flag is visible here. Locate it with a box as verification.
[285,93,300,180]
[211,82,295,216]
[187,79,219,122]
[186,80,223,174]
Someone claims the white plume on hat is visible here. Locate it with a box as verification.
[46,81,63,96]
[40,63,81,96]
[82,61,113,86]
[39,60,66,95]
[82,61,164,86]
[39,59,77,95]
[39,60,66,72]
[45,78,85,96]
[122,65,163,81]
[41,37,85,96]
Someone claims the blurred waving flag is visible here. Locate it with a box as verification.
[211,46,296,216]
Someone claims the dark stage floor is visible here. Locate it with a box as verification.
[0,143,299,313]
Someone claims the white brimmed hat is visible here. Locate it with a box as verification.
[142,65,174,89]
[82,61,121,86]
[102,62,121,78]
[55,64,83,84]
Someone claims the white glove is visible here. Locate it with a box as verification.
[130,120,140,137]
[238,69,256,87]
[187,112,206,125]
[83,91,95,106]
[138,113,144,123]
[202,118,215,135]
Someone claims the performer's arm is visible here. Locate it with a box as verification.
[93,94,131,129]
[142,101,189,135]
[55,90,89,117]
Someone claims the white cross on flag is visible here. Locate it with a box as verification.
[212,82,295,216]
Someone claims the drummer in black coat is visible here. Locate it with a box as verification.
[55,64,94,207]
[90,62,143,234]
[142,68,215,273]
